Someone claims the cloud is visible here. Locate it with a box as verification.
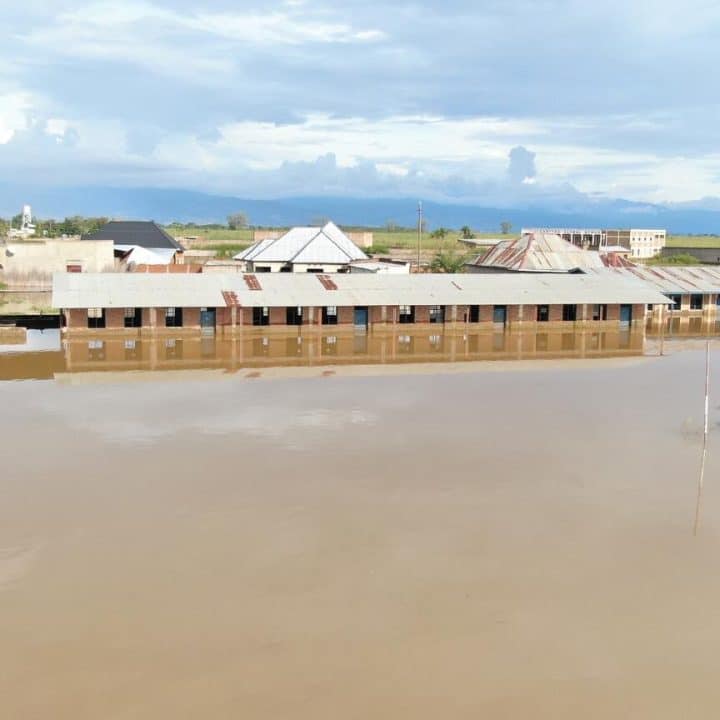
[3,1,720,204]
[0,92,33,144]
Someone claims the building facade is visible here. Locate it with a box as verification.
[1,238,115,285]
[53,271,668,335]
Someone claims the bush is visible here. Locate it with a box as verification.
[648,253,699,265]
[205,243,251,258]
[370,243,390,254]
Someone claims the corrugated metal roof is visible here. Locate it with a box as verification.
[473,233,608,272]
[52,271,670,309]
[234,222,368,264]
[587,265,720,294]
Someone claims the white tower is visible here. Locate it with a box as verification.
[21,205,35,234]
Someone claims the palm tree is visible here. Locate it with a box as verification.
[430,248,468,273]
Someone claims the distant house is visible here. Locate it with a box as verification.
[83,221,184,266]
[234,221,368,273]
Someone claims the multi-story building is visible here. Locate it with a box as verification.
[604,229,666,259]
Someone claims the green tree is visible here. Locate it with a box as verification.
[430,247,468,273]
[500,220,512,234]
[430,227,449,240]
[227,212,249,229]
[460,225,475,239]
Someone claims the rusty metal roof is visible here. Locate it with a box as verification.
[473,233,609,272]
[589,265,720,294]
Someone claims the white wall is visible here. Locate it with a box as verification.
[1,239,115,280]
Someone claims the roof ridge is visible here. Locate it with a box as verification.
[287,227,325,262]
[315,228,357,261]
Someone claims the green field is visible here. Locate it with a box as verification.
[164,225,254,243]
[164,224,506,254]
[203,243,252,258]
[666,235,720,248]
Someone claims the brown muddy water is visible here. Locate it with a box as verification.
[1,335,720,718]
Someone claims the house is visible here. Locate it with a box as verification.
[83,221,185,266]
[233,221,368,273]
[53,270,668,334]
[466,233,632,274]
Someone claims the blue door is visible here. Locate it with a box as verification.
[619,304,632,325]
[493,305,507,325]
[354,306,368,328]
[200,307,216,329]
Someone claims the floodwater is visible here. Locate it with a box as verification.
[2,337,720,718]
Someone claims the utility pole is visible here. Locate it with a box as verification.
[417,201,423,271]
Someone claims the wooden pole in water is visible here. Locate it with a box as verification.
[694,340,711,535]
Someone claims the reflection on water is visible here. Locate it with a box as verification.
[0,328,647,381]
[0,328,60,354]
[647,316,720,339]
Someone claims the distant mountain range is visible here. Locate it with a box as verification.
[2,184,720,233]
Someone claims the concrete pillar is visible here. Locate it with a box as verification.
[149,307,157,330]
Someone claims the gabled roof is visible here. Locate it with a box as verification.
[83,221,184,251]
[234,221,367,265]
[472,233,608,273]
[53,270,670,310]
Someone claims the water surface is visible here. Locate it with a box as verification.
[1,347,719,718]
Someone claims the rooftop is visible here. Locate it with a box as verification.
[52,270,670,310]
[590,264,720,294]
[83,221,184,251]
[234,221,368,265]
[471,233,623,273]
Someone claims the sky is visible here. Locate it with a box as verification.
[1,0,720,206]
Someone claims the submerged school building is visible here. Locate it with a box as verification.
[53,271,669,334]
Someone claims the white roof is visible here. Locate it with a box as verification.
[52,270,670,309]
[116,245,176,265]
[234,221,368,264]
